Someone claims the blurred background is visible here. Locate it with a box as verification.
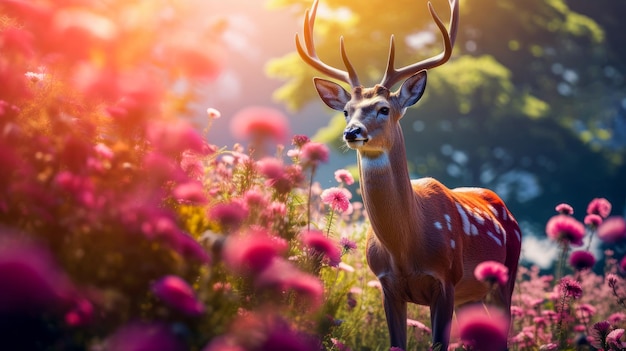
[201,0,626,266]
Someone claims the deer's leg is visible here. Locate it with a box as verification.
[382,287,407,349]
[430,281,454,350]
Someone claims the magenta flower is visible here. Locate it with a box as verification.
[555,203,574,215]
[560,277,583,299]
[568,250,596,271]
[257,157,284,180]
[146,119,206,156]
[584,214,603,228]
[151,275,205,316]
[597,216,626,243]
[292,134,310,148]
[256,258,324,310]
[607,329,626,349]
[300,142,329,167]
[222,230,288,274]
[321,187,352,213]
[339,237,357,253]
[591,320,612,349]
[334,169,355,185]
[545,215,585,246]
[587,197,612,218]
[455,305,509,351]
[609,312,626,324]
[105,322,186,351]
[607,273,619,289]
[301,230,341,266]
[0,239,74,313]
[474,260,509,286]
[208,201,248,232]
[173,181,207,204]
[230,106,289,144]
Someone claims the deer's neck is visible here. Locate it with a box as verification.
[358,125,424,260]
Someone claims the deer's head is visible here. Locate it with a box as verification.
[296,0,458,156]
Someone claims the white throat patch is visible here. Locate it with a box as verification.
[360,152,390,170]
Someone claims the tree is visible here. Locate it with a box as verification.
[267,0,626,224]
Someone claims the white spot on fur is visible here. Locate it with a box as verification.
[450,239,456,249]
[456,203,470,235]
[472,211,485,225]
[487,230,502,246]
[471,224,478,236]
[488,205,498,217]
[514,229,521,241]
[444,214,452,231]
[502,208,508,221]
[434,221,443,230]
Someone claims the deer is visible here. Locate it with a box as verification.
[296,0,522,349]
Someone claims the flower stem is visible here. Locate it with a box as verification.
[306,166,316,231]
[556,241,569,281]
[326,209,335,237]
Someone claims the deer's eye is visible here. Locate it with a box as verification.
[379,107,390,115]
[343,110,349,117]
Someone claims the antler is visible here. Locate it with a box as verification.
[380,0,459,89]
[295,0,361,87]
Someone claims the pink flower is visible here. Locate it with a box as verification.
[339,237,357,253]
[587,197,612,218]
[321,187,352,213]
[607,329,626,348]
[292,134,310,148]
[607,273,620,289]
[545,215,585,246]
[455,305,509,351]
[597,216,626,243]
[301,230,341,266]
[222,230,288,274]
[407,318,431,334]
[560,277,583,299]
[584,214,603,228]
[300,142,329,167]
[555,203,574,215]
[474,260,509,286]
[568,250,596,271]
[334,169,355,185]
[151,275,205,316]
[105,322,186,351]
[173,181,207,204]
[0,238,74,313]
[591,321,612,349]
[256,258,324,310]
[609,312,626,324]
[576,303,597,322]
[208,201,248,232]
[331,338,352,351]
[230,106,289,144]
[146,119,206,156]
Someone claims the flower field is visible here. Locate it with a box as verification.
[1,1,626,350]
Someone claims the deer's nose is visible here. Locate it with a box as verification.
[343,126,362,141]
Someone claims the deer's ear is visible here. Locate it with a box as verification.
[313,78,351,111]
[397,71,427,109]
